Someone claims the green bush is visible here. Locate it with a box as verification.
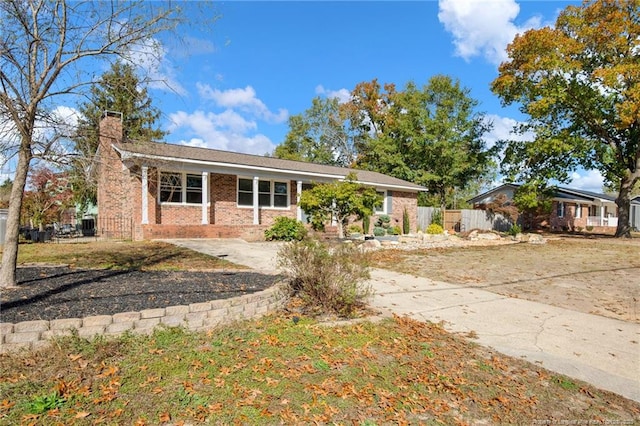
[586,225,594,232]
[373,226,386,237]
[277,238,372,317]
[431,209,443,227]
[362,215,370,234]
[508,224,522,236]
[376,215,391,228]
[402,208,410,234]
[387,225,401,236]
[347,224,363,236]
[264,217,307,241]
[426,223,444,235]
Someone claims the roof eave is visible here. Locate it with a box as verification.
[115,146,426,192]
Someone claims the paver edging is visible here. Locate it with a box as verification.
[0,282,287,353]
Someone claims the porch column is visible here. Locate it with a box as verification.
[296,180,303,221]
[253,176,260,225]
[600,205,605,226]
[141,166,149,225]
[201,171,209,225]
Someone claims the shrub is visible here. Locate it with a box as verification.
[362,215,370,234]
[402,208,410,234]
[264,217,307,241]
[431,209,443,227]
[387,225,401,235]
[508,224,522,236]
[586,225,594,232]
[376,215,391,228]
[347,224,362,236]
[277,238,372,317]
[426,223,444,235]
[373,226,386,236]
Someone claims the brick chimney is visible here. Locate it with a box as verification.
[99,111,123,148]
[97,111,133,239]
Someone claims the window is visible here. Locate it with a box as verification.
[557,202,565,218]
[374,191,386,214]
[238,178,289,208]
[238,178,253,206]
[575,203,582,218]
[186,174,203,204]
[160,172,182,203]
[274,182,288,207]
[160,171,203,204]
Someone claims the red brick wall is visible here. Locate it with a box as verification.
[369,191,418,233]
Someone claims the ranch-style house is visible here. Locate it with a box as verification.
[96,112,425,240]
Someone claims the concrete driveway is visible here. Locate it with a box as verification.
[167,238,640,403]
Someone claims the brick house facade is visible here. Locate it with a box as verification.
[96,113,425,240]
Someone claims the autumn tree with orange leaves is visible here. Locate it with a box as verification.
[491,0,639,238]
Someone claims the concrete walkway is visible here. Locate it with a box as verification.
[167,239,640,403]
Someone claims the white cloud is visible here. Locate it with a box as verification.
[567,170,605,193]
[167,110,277,155]
[438,0,542,66]
[125,38,187,96]
[482,114,533,148]
[196,84,288,123]
[315,85,351,103]
[168,110,257,134]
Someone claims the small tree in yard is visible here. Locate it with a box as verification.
[299,173,381,239]
[22,166,73,231]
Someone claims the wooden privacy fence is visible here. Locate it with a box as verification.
[417,207,513,233]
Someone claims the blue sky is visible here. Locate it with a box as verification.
[8,0,607,192]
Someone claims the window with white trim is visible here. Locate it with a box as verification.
[557,202,565,218]
[575,203,582,218]
[374,191,386,214]
[159,171,202,204]
[237,178,289,208]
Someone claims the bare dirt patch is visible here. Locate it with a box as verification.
[370,235,640,323]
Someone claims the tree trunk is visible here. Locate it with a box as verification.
[614,175,634,238]
[0,146,32,288]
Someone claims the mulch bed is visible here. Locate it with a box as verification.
[1,266,282,324]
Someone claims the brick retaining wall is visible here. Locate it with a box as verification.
[0,284,286,354]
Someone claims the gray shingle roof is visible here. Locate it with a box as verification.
[115,140,426,192]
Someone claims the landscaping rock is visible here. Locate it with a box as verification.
[477,232,501,240]
[361,239,382,250]
[527,233,546,244]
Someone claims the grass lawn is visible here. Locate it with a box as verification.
[1,240,639,424]
[7,240,245,271]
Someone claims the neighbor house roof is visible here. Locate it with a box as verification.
[469,183,640,205]
[113,140,426,192]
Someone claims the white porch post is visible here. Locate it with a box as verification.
[201,171,209,225]
[600,205,605,226]
[296,180,303,221]
[253,176,260,225]
[141,166,149,225]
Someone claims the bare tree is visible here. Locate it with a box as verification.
[0,1,190,288]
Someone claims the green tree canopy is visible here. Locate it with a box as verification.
[348,76,497,211]
[298,173,381,239]
[491,0,639,237]
[71,61,166,211]
[274,97,356,167]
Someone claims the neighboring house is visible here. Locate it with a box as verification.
[469,183,640,232]
[96,112,425,240]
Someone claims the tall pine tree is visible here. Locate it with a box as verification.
[70,61,166,211]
